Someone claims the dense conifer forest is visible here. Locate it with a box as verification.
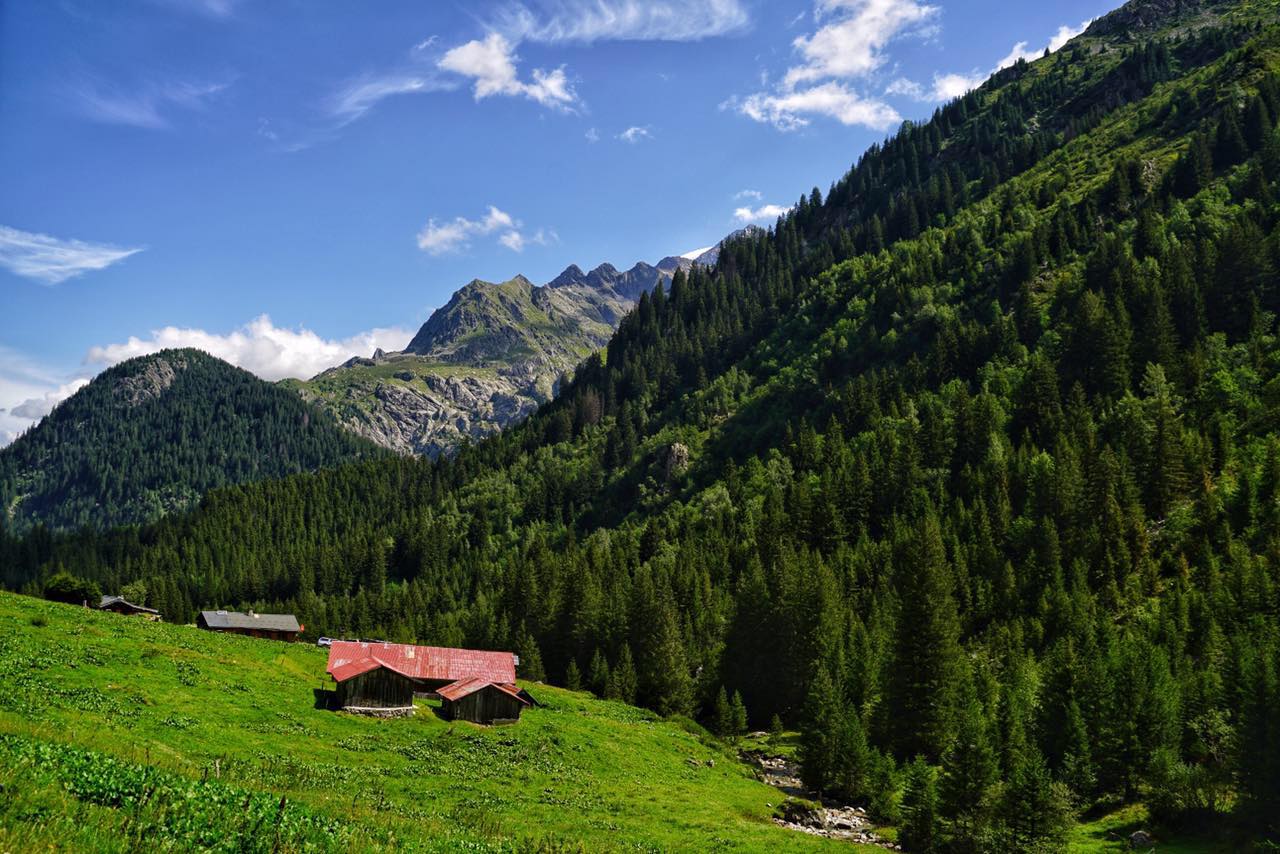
[5,0,1280,847]
[0,349,383,531]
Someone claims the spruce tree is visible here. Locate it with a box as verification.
[900,757,939,853]
[889,512,964,760]
[939,698,997,849]
[588,648,610,696]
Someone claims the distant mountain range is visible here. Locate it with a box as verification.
[0,230,741,532]
[286,241,735,457]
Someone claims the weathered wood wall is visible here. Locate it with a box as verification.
[337,668,415,709]
[443,687,525,724]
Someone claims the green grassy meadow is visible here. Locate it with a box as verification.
[0,592,863,852]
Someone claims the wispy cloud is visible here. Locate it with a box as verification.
[734,203,791,224]
[438,33,577,110]
[85,316,414,383]
[328,73,456,126]
[491,0,750,44]
[729,81,900,131]
[729,0,933,131]
[734,189,764,200]
[618,125,652,143]
[71,75,233,129]
[145,0,242,18]
[0,225,143,285]
[417,205,551,255]
[585,127,601,143]
[889,18,1094,104]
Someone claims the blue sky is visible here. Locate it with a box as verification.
[0,0,1115,444]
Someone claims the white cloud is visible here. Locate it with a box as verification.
[929,71,985,100]
[733,82,900,131]
[732,0,930,132]
[1048,21,1091,52]
[438,33,578,110]
[72,76,232,129]
[585,127,601,143]
[328,73,455,125]
[0,225,143,285]
[0,346,74,446]
[10,380,91,420]
[416,205,549,255]
[734,189,764,200]
[890,18,1094,105]
[492,0,749,44]
[618,125,653,143]
[85,316,414,383]
[885,77,924,99]
[734,203,791,223]
[785,0,938,88]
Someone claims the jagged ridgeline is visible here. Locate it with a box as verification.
[288,257,692,457]
[6,0,1280,843]
[0,349,383,532]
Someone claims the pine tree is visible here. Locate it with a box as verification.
[900,757,939,853]
[799,666,841,794]
[607,644,638,705]
[997,748,1073,853]
[730,690,749,738]
[713,685,733,738]
[588,648,610,696]
[939,698,997,848]
[513,623,546,683]
[889,512,964,760]
[564,658,582,692]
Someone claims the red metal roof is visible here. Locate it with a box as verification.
[437,678,531,704]
[326,641,516,684]
[329,655,419,683]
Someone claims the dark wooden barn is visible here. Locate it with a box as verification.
[330,658,417,716]
[197,609,301,642]
[437,678,531,725]
[98,595,161,621]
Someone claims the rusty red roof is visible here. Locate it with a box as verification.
[329,655,420,683]
[437,678,531,704]
[326,641,516,684]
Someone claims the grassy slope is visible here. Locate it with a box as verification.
[0,592,860,853]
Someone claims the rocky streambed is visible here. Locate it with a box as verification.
[743,750,900,849]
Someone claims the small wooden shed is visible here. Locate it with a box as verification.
[438,678,531,725]
[98,595,161,621]
[330,657,416,716]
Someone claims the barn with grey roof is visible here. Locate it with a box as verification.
[197,609,301,642]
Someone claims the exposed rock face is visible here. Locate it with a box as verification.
[113,354,187,406]
[296,258,684,457]
[1086,0,1225,37]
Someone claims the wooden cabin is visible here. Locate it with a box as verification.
[98,595,161,621]
[329,658,417,716]
[325,641,516,694]
[197,609,300,642]
[324,641,522,718]
[438,678,531,725]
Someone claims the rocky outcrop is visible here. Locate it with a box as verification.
[113,354,187,407]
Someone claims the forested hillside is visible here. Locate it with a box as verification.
[0,350,382,532]
[6,0,1280,847]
